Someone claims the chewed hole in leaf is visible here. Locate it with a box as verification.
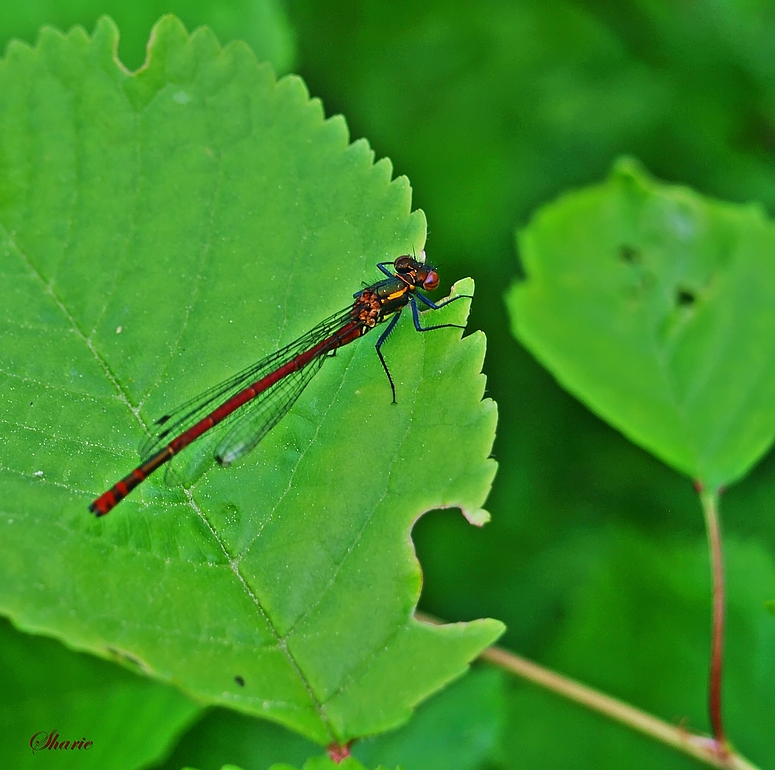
[675,287,696,307]
[619,244,642,264]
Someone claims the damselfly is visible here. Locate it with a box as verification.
[89,252,470,516]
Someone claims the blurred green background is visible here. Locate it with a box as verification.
[3,1,775,768]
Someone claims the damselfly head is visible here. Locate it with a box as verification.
[394,254,440,291]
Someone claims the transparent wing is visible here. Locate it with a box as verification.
[163,431,222,489]
[215,352,327,466]
[140,305,355,461]
[160,353,327,488]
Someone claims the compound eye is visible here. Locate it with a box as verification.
[423,270,439,290]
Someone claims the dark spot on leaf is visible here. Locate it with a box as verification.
[619,244,641,264]
[235,675,245,687]
[676,287,696,307]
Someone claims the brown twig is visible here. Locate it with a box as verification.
[415,612,759,770]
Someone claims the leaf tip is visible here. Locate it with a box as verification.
[136,13,190,77]
[463,507,491,526]
[149,13,190,46]
[2,36,34,65]
[91,15,124,70]
[36,24,68,48]
[223,37,274,81]
[450,276,474,297]
[611,154,651,183]
[276,71,312,107]
[373,155,394,185]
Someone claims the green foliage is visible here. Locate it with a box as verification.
[0,616,200,770]
[0,14,501,749]
[507,158,775,490]
[289,0,775,266]
[502,157,775,765]
[501,529,775,768]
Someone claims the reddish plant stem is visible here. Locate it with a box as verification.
[699,485,728,756]
[417,611,762,769]
[327,741,351,763]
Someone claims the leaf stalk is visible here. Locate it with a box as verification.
[699,484,729,758]
[416,612,760,769]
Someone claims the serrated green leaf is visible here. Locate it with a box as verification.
[506,158,775,489]
[0,617,200,770]
[0,15,501,746]
[0,0,296,74]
